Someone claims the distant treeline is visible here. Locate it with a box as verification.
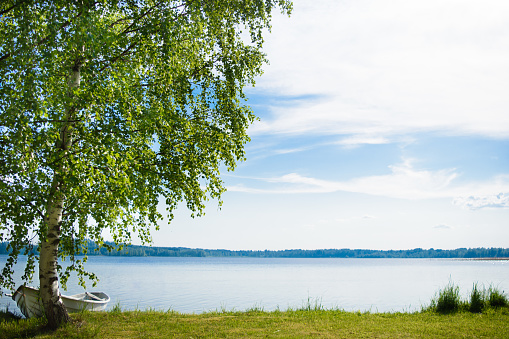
[0,241,508,258]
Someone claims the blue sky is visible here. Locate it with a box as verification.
[150,0,509,250]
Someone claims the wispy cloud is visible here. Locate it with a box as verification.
[335,136,391,148]
[230,159,458,199]
[250,0,509,139]
[228,159,509,207]
[273,147,311,155]
[433,224,452,230]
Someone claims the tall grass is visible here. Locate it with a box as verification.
[109,302,123,314]
[488,285,509,308]
[428,283,508,314]
[429,282,462,314]
[469,283,485,313]
[299,297,325,311]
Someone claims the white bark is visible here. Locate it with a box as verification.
[39,179,69,326]
[39,62,81,328]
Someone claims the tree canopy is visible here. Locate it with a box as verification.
[0,0,292,325]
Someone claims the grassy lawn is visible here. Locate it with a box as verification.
[1,308,509,338]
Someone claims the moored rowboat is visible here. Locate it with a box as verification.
[10,285,110,318]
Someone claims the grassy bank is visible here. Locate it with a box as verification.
[1,284,508,338]
[1,308,509,338]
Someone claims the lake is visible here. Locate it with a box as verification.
[1,255,508,314]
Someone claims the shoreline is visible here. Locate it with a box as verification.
[458,257,509,261]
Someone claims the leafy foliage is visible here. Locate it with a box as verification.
[0,0,292,293]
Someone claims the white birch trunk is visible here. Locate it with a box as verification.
[39,61,81,328]
[39,178,69,327]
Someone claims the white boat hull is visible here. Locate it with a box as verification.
[11,285,110,318]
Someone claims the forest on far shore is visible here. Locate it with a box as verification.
[0,242,508,259]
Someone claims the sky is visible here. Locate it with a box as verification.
[150,0,509,251]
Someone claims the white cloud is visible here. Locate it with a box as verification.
[229,159,456,198]
[335,136,391,148]
[228,160,509,206]
[273,147,311,155]
[433,224,452,230]
[251,0,509,138]
[453,193,509,210]
[252,159,459,199]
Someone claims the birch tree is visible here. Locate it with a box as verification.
[0,0,291,328]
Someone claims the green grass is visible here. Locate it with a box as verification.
[1,308,509,338]
[1,285,508,338]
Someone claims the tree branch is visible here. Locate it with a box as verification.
[18,194,46,220]
[0,0,26,16]
[119,1,177,35]
[108,16,131,28]
[97,39,139,73]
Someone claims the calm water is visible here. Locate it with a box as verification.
[1,255,508,314]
